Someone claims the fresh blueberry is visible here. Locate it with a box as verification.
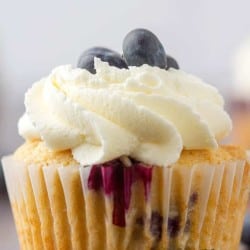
[166,55,179,70]
[80,47,113,57]
[241,214,250,247]
[122,28,167,68]
[77,47,128,73]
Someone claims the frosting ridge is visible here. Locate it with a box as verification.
[19,59,232,166]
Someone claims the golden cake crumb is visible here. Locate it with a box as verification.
[14,140,78,166]
[172,145,246,168]
[14,140,246,167]
[222,145,247,160]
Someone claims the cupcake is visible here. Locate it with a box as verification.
[231,37,250,148]
[2,29,250,250]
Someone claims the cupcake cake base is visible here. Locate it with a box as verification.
[2,141,250,250]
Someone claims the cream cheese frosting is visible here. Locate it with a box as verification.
[18,58,232,166]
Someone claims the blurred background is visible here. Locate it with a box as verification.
[1,0,250,249]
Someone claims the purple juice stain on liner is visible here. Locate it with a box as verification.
[135,163,153,199]
[101,159,121,195]
[111,162,126,227]
[87,158,153,227]
[87,166,103,190]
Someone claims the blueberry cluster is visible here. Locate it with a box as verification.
[77,28,179,73]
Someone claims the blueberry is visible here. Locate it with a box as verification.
[168,214,180,237]
[184,218,191,233]
[150,211,163,241]
[122,28,167,68]
[135,217,144,226]
[80,47,113,57]
[241,214,250,246]
[77,47,128,74]
[188,192,198,207]
[166,55,179,70]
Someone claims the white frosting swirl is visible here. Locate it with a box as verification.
[18,59,232,166]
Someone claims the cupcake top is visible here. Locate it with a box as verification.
[14,141,244,168]
[18,29,232,167]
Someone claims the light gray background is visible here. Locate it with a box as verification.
[0,0,250,155]
[1,0,250,156]
[1,1,250,249]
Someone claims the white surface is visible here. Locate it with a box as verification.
[1,0,250,156]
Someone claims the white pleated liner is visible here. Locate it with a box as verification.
[28,164,56,250]
[2,156,43,250]
[2,155,250,250]
[222,160,245,249]
[199,163,225,248]
[58,167,88,250]
[2,156,29,250]
[167,163,216,250]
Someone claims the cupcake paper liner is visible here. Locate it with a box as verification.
[2,155,250,250]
